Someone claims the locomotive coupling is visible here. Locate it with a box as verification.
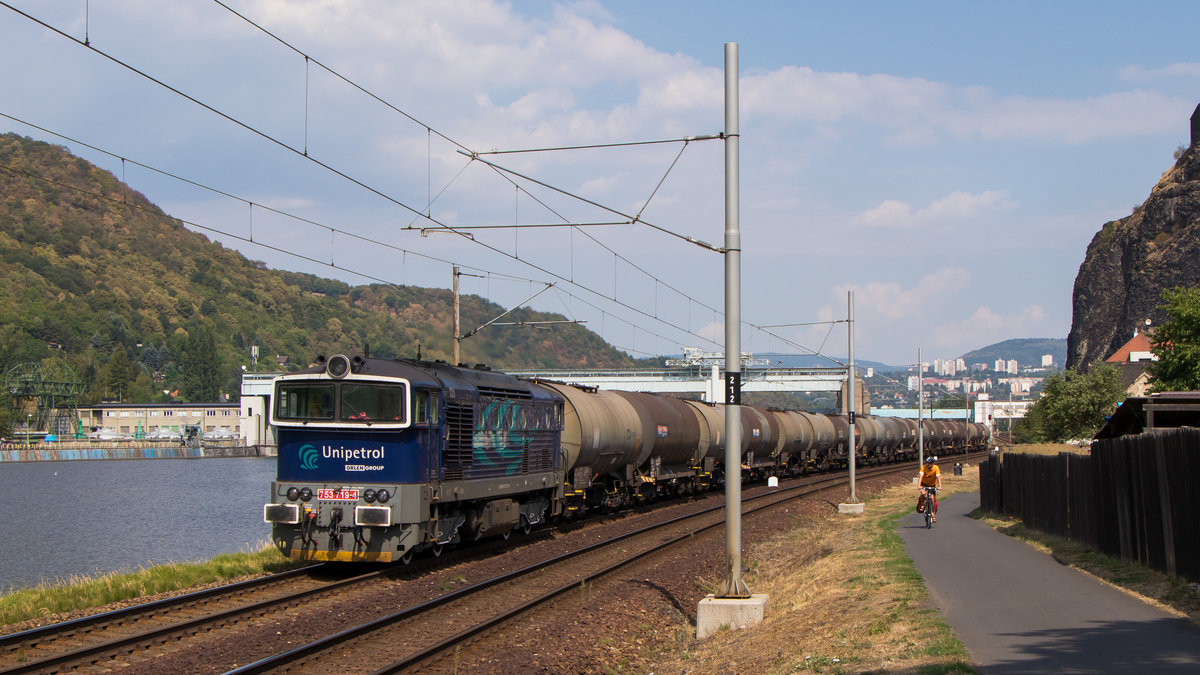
[329,507,344,550]
[300,508,318,547]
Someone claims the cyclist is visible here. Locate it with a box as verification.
[918,455,942,522]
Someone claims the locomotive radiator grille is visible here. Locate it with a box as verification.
[444,402,474,481]
[442,399,558,480]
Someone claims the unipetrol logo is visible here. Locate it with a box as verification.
[299,444,319,470]
[297,443,387,471]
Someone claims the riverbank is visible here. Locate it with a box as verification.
[0,545,300,631]
[0,443,275,462]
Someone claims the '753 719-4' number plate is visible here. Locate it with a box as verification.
[317,488,359,500]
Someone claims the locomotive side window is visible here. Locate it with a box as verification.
[414,391,440,424]
[339,383,407,423]
[275,384,335,421]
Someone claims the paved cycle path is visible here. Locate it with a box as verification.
[898,491,1200,674]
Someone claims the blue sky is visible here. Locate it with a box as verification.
[2,1,1197,367]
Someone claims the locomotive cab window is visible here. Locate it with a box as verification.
[275,384,335,421]
[414,391,439,424]
[339,383,408,423]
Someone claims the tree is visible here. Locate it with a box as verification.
[1016,363,1126,442]
[1148,287,1200,391]
[103,346,136,402]
[1010,402,1046,444]
[176,325,223,402]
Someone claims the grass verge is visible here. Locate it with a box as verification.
[651,470,984,674]
[0,542,305,630]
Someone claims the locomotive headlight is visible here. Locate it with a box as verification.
[299,487,313,501]
[376,489,391,503]
[286,487,300,501]
[327,354,351,379]
[363,489,377,503]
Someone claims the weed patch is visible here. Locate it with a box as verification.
[0,542,304,630]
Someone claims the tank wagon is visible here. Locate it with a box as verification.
[263,355,987,563]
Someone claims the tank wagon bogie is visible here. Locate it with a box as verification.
[263,355,984,564]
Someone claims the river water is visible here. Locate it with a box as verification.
[0,457,276,593]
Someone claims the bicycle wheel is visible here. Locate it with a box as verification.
[925,510,933,529]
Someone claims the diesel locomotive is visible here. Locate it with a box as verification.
[262,354,987,563]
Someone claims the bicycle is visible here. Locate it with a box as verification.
[917,486,938,529]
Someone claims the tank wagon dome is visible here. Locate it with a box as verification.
[827,414,849,447]
[874,416,905,451]
[680,399,726,462]
[852,414,883,450]
[538,381,645,477]
[770,409,810,456]
[737,405,778,459]
[612,391,703,470]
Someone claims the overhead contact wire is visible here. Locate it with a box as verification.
[5,4,790,357]
[6,1,728,351]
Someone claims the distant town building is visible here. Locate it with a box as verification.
[1041,354,1053,367]
[1006,359,1018,374]
[973,393,1033,431]
[1000,377,1039,394]
[993,359,1005,372]
[933,358,957,376]
[966,380,991,394]
[76,402,240,439]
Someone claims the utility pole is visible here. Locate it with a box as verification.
[697,41,765,642]
[843,290,861,509]
[917,347,924,465]
[844,290,854,504]
[717,41,748,600]
[452,266,461,366]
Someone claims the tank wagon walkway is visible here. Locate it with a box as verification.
[897,492,1200,674]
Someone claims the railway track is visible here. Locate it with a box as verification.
[229,457,980,674]
[0,564,362,674]
[0,454,981,673]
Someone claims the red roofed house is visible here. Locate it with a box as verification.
[1105,322,1156,396]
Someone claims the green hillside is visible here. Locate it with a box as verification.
[960,338,1066,369]
[0,133,639,409]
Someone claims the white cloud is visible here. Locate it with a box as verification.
[950,91,1186,144]
[842,270,972,320]
[1118,62,1200,82]
[852,190,1014,228]
[697,320,723,343]
[578,174,618,195]
[790,271,973,359]
[739,65,1189,145]
[929,305,1049,356]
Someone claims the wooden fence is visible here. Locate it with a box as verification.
[980,427,1200,583]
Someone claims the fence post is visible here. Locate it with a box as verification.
[1155,432,1177,577]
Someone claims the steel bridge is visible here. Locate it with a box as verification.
[505,365,849,402]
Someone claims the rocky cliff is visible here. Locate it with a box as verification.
[1067,141,1200,370]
